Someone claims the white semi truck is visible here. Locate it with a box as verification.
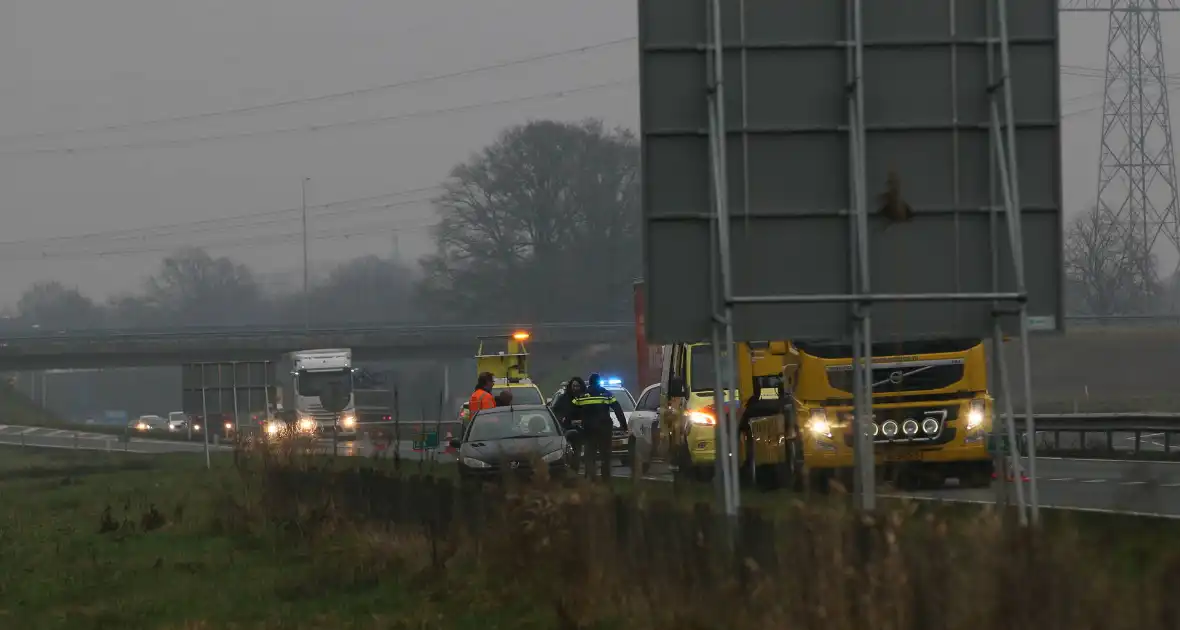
[269,348,358,440]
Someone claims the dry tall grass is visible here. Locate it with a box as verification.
[223,441,1180,630]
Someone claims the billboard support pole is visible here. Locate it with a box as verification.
[200,364,210,470]
[232,362,241,441]
[846,0,876,513]
[706,0,740,519]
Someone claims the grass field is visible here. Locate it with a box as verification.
[3,444,1180,629]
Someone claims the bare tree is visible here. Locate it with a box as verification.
[1064,205,1159,315]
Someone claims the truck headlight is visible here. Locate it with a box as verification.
[341,415,356,428]
[266,422,281,436]
[688,411,715,426]
[462,457,491,469]
[966,399,986,430]
[807,409,831,438]
[298,418,316,432]
[542,450,564,463]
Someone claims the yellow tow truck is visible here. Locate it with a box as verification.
[458,331,546,426]
[659,338,994,491]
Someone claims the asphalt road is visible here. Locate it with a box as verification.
[0,423,232,454]
[7,424,1180,517]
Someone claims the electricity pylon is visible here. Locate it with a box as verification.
[1061,0,1180,274]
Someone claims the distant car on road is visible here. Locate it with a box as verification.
[132,414,165,432]
[453,404,570,481]
[167,411,197,433]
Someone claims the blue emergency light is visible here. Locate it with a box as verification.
[602,377,623,387]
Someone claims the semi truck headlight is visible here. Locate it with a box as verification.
[921,417,940,435]
[341,415,356,428]
[266,422,281,436]
[807,409,831,438]
[224,422,233,431]
[298,418,316,432]
[902,419,919,437]
[966,399,986,430]
[688,411,716,426]
[882,420,899,438]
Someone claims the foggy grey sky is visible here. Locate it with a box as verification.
[0,4,1161,306]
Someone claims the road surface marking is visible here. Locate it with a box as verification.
[1047,477,1074,482]
[1162,482,1180,488]
[46,430,69,438]
[19,427,38,435]
[1081,479,1106,483]
[1119,481,1148,486]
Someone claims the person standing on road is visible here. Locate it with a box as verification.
[468,372,497,419]
[571,372,628,483]
[553,376,587,472]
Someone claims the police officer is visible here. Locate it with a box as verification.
[571,372,628,483]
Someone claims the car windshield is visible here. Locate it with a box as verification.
[168,413,185,422]
[608,389,635,411]
[467,409,559,441]
[491,387,543,405]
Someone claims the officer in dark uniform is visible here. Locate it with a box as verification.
[571,372,628,483]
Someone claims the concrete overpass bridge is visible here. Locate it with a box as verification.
[0,322,634,370]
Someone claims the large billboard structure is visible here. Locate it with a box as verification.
[181,361,275,431]
[639,0,1060,521]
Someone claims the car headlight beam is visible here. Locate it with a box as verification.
[688,411,715,426]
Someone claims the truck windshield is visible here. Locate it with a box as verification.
[297,370,352,397]
[794,339,981,359]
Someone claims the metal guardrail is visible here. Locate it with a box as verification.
[1006,412,1180,456]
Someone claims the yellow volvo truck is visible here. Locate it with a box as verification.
[659,339,994,490]
[785,338,994,489]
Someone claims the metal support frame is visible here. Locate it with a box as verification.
[700,0,1042,522]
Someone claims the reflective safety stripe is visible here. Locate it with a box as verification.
[572,395,617,406]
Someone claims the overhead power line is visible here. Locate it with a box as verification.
[0,78,637,157]
[0,36,637,146]
[0,185,441,249]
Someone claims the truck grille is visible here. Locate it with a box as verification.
[827,362,965,394]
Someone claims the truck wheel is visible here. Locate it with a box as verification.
[808,469,833,494]
[960,462,993,488]
[738,427,755,487]
[786,440,805,493]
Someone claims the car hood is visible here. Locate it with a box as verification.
[462,436,563,463]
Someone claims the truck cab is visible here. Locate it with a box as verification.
[270,348,358,440]
[789,338,994,489]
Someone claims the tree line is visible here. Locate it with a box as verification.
[12,116,1148,330]
[6,119,643,331]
